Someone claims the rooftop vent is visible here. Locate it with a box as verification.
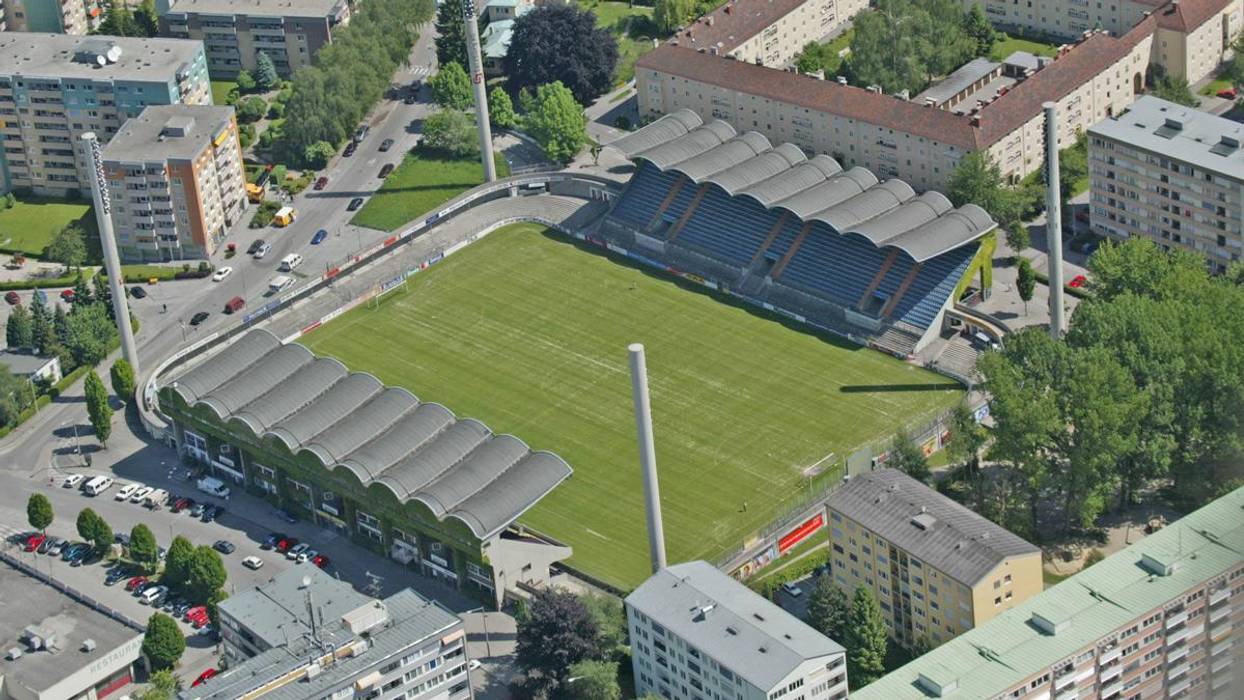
[1210,135,1240,156]
[81,639,96,652]
[1140,552,1179,577]
[917,671,958,697]
[5,648,21,661]
[911,513,937,531]
[836,76,847,85]
[726,626,739,636]
[1030,612,1072,636]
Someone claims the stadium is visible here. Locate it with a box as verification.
[156,114,996,597]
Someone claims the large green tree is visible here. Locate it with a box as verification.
[26,493,53,533]
[76,508,113,556]
[255,52,280,91]
[138,669,180,700]
[6,303,32,349]
[65,303,117,367]
[502,5,619,104]
[186,545,228,604]
[434,0,468,69]
[129,523,159,571]
[653,0,695,34]
[1154,75,1198,107]
[84,370,112,447]
[110,358,136,403]
[888,426,931,482]
[844,585,888,687]
[46,223,87,273]
[516,589,602,686]
[845,0,976,95]
[162,536,196,592]
[565,659,621,700]
[422,109,479,157]
[963,5,997,57]
[141,613,185,671]
[0,365,30,427]
[429,61,473,111]
[488,86,518,129]
[526,81,587,163]
[803,576,849,641]
[1016,256,1036,314]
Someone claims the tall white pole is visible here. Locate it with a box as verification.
[1043,102,1065,338]
[462,0,497,182]
[629,343,667,573]
[81,132,141,376]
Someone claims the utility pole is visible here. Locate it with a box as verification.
[80,133,141,374]
[462,0,497,182]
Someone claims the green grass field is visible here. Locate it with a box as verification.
[0,196,93,258]
[211,80,239,106]
[579,0,658,85]
[303,224,963,588]
[989,35,1060,62]
[350,149,510,232]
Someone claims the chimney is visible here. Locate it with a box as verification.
[970,115,981,127]
[629,343,667,573]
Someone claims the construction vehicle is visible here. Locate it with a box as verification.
[273,206,296,227]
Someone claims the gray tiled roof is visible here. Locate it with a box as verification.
[607,111,995,262]
[827,469,1039,586]
[627,561,844,690]
[166,330,573,539]
[0,33,203,82]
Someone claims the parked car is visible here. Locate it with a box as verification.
[211,267,233,282]
[36,536,53,554]
[354,124,370,142]
[5,291,20,305]
[62,474,84,489]
[140,585,169,605]
[46,537,66,556]
[114,532,130,547]
[313,176,328,191]
[192,668,219,688]
[297,548,317,564]
[184,606,207,622]
[347,197,365,211]
[172,497,194,513]
[286,543,311,561]
[104,567,131,586]
[190,502,206,518]
[62,543,90,562]
[344,142,357,157]
[379,138,394,152]
[213,540,235,555]
[126,575,149,592]
[781,581,803,597]
[253,242,272,259]
[189,311,209,326]
[202,505,219,523]
[262,533,284,550]
[242,555,264,570]
[131,486,154,503]
[404,93,417,105]
[378,163,394,178]
[311,229,328,245]
[115,482,141,501]
[1217,87,1237,99]
[24,533,45,552]
[130,286,147,299]
[246,239,265,255]
[276,537,297,553]
[311,553,329,569]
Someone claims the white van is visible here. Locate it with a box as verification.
[196,476,231,499]
[145,489,168,509]
[84,476,114,496]
[114,483,141,501]
[268,275,294,294]
[278,253,303,272]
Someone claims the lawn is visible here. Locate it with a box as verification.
[1199,76,1234,96]
[0,196,93,258]
[579,0,658,85]
[349,149,510,231]
[303,223,963,588]
[989,35,1060,62]
[211,80,239,106]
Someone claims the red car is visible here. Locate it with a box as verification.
[4,291,20,305]
[184,606,207,622]
[126,575,149,592]
[189,613,210,629]
[60,289,75,302]
[276,537,297,553]
[311,553,329,569]
[24,533,45,552]
[1217,88,1237,99]
[313,176,328,190]
[1069,274,1087,288]
[172,497,193,513]
[192,668,218,687]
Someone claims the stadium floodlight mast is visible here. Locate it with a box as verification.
[1043,102,1065,338]
[461,0,497,182]
[81,132,141,376]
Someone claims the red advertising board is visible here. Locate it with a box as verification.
[778,513,824,554]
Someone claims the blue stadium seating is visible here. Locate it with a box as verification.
[891,245,977,328]
[778,223,892,308]
[610,162,680,228]
[763,216,804,261]
[676,187,783,266]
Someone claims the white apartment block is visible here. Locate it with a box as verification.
[672,0,867,69]
[101,104,246,262]
[1088,95,1244,272]
[626,561,848,700]
[0,34,211,196]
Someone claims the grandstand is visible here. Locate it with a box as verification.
[600,111,996,355]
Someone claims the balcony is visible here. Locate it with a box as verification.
[1211,655,1233,674]
[1168,661,1189,681]
[1167,644,1189,664]
[1209,604,1231,624]
[1098,665,1122,685]
[1100,646,1122,665]
[1212,637,1233,656]
[1168,677,1190,696]
[1167,626,1190,646]
[1099,680,1122,699]
[1166,611,1189,629]
[1209,587,1230,606]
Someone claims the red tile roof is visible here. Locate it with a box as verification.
[1144,0,1234,32]
[670,0,809,54]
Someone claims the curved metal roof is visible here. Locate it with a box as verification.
[607,112,995,261]
[166,330,573,540]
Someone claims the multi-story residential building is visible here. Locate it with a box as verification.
[669,0,867,69]
[101,104,246,261]
[966,0,1242,83]
[637,21,1153,191]
[854,484,1244,700]
[3,0,89,34]
[1088,95,1244,273]
[0,34,210,196]
[626,560,849,700]
[156,0,352,78]
[202,567,472,700]
[824,469,1043,650]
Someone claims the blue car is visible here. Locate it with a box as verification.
[312,229,328,245]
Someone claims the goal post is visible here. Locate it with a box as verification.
[369,273,409,309]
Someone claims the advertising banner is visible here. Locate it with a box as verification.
[778,513,825,554]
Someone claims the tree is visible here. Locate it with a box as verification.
[207,589,229,629]
[0,366,27,427]
[422,109,480,157]
[803,575,849,641]
[236,69,257,93]
[489,86,518,129]
[237,95,268,123]
[303,141,335,169]
[84,370,113,447]
[129,523,159,571]
[579,593,626,659]
[516,588,602,685]
[1154,75,1198,107]
[503,5,619,104]
[1016,256,1036,314]
[796,41,824,74]
[141,613,185,671]
[255,52,280,91]
[565,659,621,700]
[65,299,117,367]
[6,303,32,349]
[139,669,181,700]
[162,536,196,592]
[95,5,140,36]
[110,358,136,403]
[888,426,930,482]
[435,0,468,69]
[135,0,159,37]
[526,81,588,163]
[429,61,473,111]
[72,272,94,307]
[92,274,113,321]
[186,545,228,604]
[845,0,975,96]
[653,0,695,34]
[46,222,86,272]
[1005,220,1030,254]
[947,151,1021,224]
[1224,34,1244,87]
[76,508,112,556]
[964,5,997,57]
[26,493,53,533]
[947,402,988,506]
[844,585,888,687]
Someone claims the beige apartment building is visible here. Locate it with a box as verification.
[824,469,1043,650]
[967,0,1242,83]
[0,34,211,196]
[157,0,352,78]
[637,21,1152,191]
[671,0,867,68]
[1088,95,1243,273]
[855,484,1244,700]
[3,0,89,34]
[101,104,246,261]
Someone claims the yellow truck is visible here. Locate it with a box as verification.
[245,182,266,203]
[273,206,296,227]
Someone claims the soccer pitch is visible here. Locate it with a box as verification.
[303,223,963,588]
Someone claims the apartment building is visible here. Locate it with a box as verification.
[637,21,1152,191]
[824,469,1043,650]
[0,34,210,196]
[157,0,352,78]
[3,0,89,34]
[854,484,1244,700]
[626,561,849,700]
[671,0,866,69]
[1088,95,1243,273]
[203,567,472,700]
[966,0,1241,83]
[100,104,246,261]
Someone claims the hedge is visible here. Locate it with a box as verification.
[1034,270,1090,300]
[101,265,213,283]
[0,267,97,291]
